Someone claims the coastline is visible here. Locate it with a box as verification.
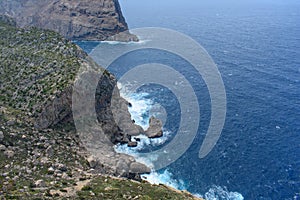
[0,15,203,199]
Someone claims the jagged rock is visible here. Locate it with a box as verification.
[57,163,67,172]
[87,155,99,169]
[107,31,139,42]
[34,86,73,130]
[145,116,163,138]
[0,0,137,41]
[48,167,55,174]
[4,150,15,158]
[111,90,145,137]
[116,159,129,177]
[129,162,151,174]
[34,179,46,188]
[61,172,69,179]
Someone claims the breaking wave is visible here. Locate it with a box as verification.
[115,82,244,200]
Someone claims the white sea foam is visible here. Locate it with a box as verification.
[115,82,244,200]
[100,39,150,45]
[142,170,187,190]
[117,82,153,129]
[204,186,244,200]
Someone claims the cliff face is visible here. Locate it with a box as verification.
[0,16,203,200]
[0,16,148,181]
[0,0,138,41]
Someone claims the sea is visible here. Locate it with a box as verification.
[75,1,300,199]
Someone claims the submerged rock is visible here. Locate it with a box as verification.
[127,141,138,147]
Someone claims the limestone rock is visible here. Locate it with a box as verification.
[129,162,151,174]
[107,31,139,42]
[34,179,46,188]
[4,150,15,158]
[0,0,137,41]
[0,144,6,151]
[145,116,163,138]
[87,155,99,169]
[116,159,129,177]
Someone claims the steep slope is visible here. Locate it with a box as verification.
[0,15,203,200]
[0,0,138,41]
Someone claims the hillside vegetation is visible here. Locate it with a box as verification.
[0,17,202,199]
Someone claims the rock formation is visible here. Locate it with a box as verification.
[146,116,164,138]
[0,0,138,41]
[0,17,148,182]
[0,14,203,200]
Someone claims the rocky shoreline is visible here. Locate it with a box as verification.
[0,0,204,197]
[0,15,202,199]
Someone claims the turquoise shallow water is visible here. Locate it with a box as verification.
[76,1,300,199]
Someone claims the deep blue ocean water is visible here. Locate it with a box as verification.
[76,1,300,199]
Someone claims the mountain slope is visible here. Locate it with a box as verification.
[0,16,202,199]
[0,0,138,41]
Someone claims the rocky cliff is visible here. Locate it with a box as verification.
[0,16,202,199]
[0,0,138,41]
[0,12,148,176]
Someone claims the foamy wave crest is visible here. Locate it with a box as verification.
[142,170,187,191]
[115,130,172,167]
[204,186,244,200]
[100,39,150,45]
[116,83,244,200]
[116,83,187,190]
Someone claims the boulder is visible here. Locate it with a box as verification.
[0,144,6,151]
[34,179,46,188]
[129,162,151,174]
[145,116,163,138]
[4,150,14,158]
[127,141,138,147]
[116,159,129,177]
[87,155,99,169]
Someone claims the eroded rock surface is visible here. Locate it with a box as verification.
[0,17,148,182]
[145,116,164,138]
[0,0,138,41]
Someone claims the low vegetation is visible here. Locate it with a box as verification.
[0,17,202,199]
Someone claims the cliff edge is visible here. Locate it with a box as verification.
[0,0,138,41]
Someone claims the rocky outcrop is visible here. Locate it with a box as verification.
[0,0,138,41]
[145,116,164,138]
[0,14,203,200]
[34,86,73,130]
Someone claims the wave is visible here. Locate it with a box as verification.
[115,82,244,200]
[117,82,153,129]
[142,170,187,191]
[203,186,244,200]
[100,39,150,45]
